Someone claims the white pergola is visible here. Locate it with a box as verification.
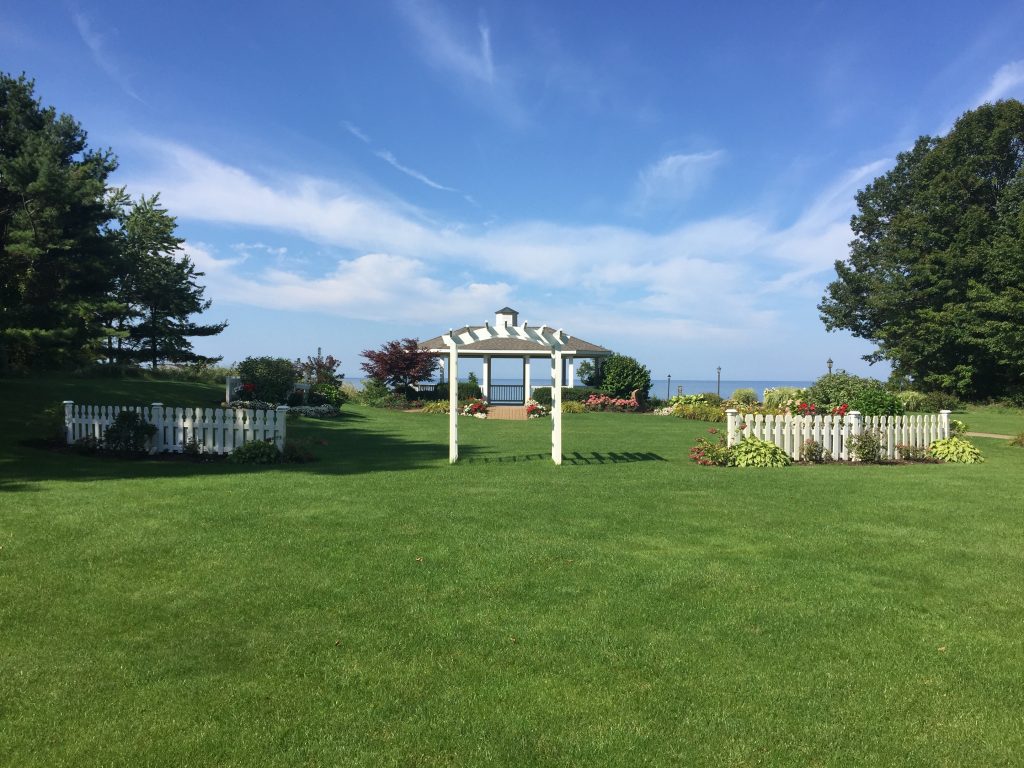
[420,308,611,465]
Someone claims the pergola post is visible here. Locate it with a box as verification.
[482,355,491,401]
[523,356,531,402]
[447,342,459,463]
[551,350,563,465]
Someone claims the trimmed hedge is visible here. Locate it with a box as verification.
[530,386,599,406]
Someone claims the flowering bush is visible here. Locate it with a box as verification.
[831,403,850,416]
[461,399,488,418]
[584,394,639,412]
[525,399,548,418]
[688,428,733,466]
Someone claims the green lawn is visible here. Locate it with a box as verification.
[961,404,1024,436]
[2,376,1023,766]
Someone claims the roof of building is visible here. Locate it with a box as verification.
[495,306,518,315]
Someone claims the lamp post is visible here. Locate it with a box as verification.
[827,357,833,375]
[716,366,721,397]
[667,374,671,400]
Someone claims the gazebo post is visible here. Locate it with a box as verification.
[523,356,531,403]
[551,349,563,465]
[482,355,491,401]
[447,341,459,463]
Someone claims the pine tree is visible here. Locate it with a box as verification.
[0,73,120,370]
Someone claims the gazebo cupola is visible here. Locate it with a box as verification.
[495,307,519,328]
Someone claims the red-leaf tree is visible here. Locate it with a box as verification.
[360,338,438,391]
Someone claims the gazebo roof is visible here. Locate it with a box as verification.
[419,309,612,356]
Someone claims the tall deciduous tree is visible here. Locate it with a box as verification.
[0,73,120,370]
[360,338,437,392]
[819,99,1024,399]
[107,194,226,368]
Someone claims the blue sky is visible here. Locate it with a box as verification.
[3,1,1024,381]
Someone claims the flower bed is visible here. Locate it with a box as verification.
[461,399,488,418]
[525,399,549,418]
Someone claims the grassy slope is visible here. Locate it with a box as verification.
[961,404,1024,436]
[2,377,1023,767]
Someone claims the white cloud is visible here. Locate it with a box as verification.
[71,11,142,102]
[184,245,511,323]
[633,151,725,208]
[978,60,1024,104]
[125,137,868,343]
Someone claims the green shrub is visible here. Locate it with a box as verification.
[949,419,969,436]
[920,391,963,412]
[731,436,791,467]
[731,388,758,405]
[800,439,829,463]
[599,354,652,399]
[237,356,297,404]
[762,387,806,409]
[458,381,482,400]
[897,444,930,462]
[312,382,348,407]
[850,387,904,416]
[228,439,282,464]
[561,400,586,413]
[103,411,157,454]
[421,401,450,414]
[1008,432,1024,447]
[674,402,726,422]
[896,390,928,411]
[699,392,724,406]
[848,429,885,463]
[358,378,407,409]
[928,437,984,463]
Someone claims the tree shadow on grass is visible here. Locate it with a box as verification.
[0,414,452,489]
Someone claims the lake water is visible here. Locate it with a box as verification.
[347,377,811,400]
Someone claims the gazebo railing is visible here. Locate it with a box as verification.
[489,384,525,404]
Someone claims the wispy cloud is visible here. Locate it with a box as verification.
[71,10,143,102]
[373,149,459,192]
[978,60,1024,104]
[342,121,371,143]
[398,0,494,85]
[633,151,726,209]
[343,119,467,197]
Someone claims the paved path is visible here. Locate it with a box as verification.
[966,431,1014,440]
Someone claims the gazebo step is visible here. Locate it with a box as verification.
[488,405,528,421]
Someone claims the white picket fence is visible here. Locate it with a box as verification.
[63,401,288,454]
[726,408,952,461]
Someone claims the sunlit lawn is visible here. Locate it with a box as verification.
[2,376,1023,766]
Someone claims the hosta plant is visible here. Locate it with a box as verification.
[731,435,791,467]
[928,437,984,464]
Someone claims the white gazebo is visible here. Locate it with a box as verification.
[419,308,612,465]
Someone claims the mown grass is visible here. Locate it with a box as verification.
[961,404,1024,436]
[2,376,1023,766]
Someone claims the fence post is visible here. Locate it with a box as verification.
[848,410,863,462]
[275,406,289,451]
[939,409,951,439]
[150,402,164,453]
[725,408,739,447]
[63,400,74,445]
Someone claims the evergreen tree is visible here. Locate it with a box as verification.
[108,194,226,368]
[0,73,120,370]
